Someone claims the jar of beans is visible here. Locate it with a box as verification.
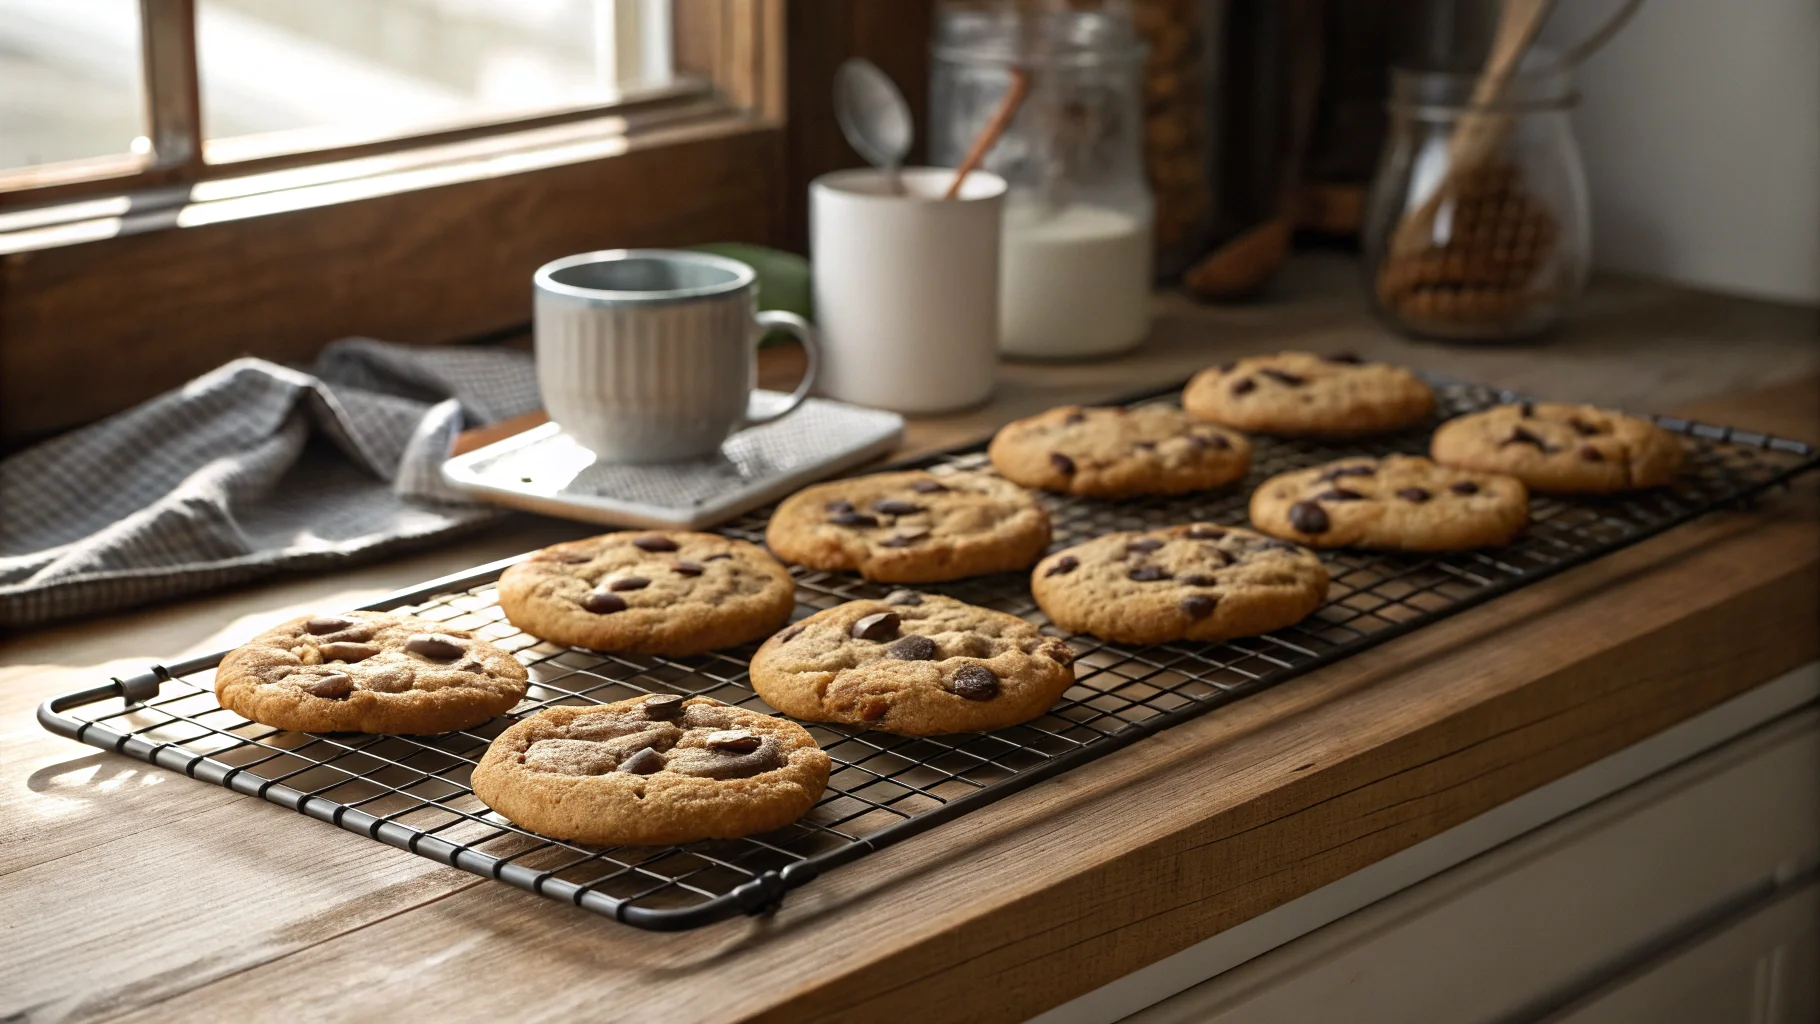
[1363,63,1591,341]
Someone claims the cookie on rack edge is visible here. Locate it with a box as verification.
[1430,402,1684,494]
[1183,351,1434,437]
[1250,455,1529,550]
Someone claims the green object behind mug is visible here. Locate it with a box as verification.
[690,243,812,345]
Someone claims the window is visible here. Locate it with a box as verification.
[0,0,693,199]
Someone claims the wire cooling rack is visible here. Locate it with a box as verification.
[39,377,1819,931]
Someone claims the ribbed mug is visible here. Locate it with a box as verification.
[533,249,820,463]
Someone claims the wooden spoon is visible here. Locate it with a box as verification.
[944,67,1032,200]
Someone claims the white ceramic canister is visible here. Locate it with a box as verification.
[810,167,1005,414]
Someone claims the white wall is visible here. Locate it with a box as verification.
[1541,0,1819,305]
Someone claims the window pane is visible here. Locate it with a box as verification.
[0,0,147,172]
[197,0,674,162]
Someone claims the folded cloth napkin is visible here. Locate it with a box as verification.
[0,338,541,627]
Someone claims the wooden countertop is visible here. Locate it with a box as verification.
[3,256,1817,1023]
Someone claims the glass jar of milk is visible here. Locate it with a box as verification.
[932,4,1154,360]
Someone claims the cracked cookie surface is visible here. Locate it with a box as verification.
[498,531,794,656]
[1250,455,1529,550]
[215,611,528,734]
[749,592,1076,736]
[765,471,1050,583]
[1183,351,1434,437]
[1430,402,1684,494]
[988,404,1251,498]
[1031,524,1329,646]
[471,695,830,845]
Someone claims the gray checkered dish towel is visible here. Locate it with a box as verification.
[0,338,542,627]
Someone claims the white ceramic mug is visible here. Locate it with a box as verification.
[810,167,1005,414]
[533,249,820,463]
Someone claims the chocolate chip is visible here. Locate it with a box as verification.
[1397,487,1431,503]
[1187,433,1231,450]
[456,660,482,673]
[1323,352,1363,364]
[318,642,380,663]
[607,575,650,591]
[1186,525,1226,540]
[1257,538,1299,551]
[1128,565,1172,582]
[1179,595,1218,619]
[1450,480,1480,495]
[1045,555,1079,577]
[703,553,734,561]
[1288,501,1330,534]
[582,589,628,614]
[883,589,923,606]
[887,635,939,661]
[1580,445,1605,462]
[909,478,949,493]
[1261,368,1306,386]
[553,552,594,564]
[632,535,679,552]
[1132,440,1157,451]
[404,633,466,661]
[304,615,357,635]
[880,530,929,548]
[830,511,880,528]
[307,673,354,699]
[1569,417,1603,437]
[1503,426,1549,450]
[1042,641,1075,666]
[705,729,763,754]
[1314,488,1364,501]
[673,560,705,577]
[1231,378,1256,396]
[1049,452,1077,475]
[1126,537,1165,554]
[617,747,664,774]
[872,498,922,516]
[1178,573,1219,586]
[1319,464,1377,481]
[773,624,805,644]
[1519,402,1536,417]
[1062,410,1087,425]
[851,611,901,642]
[948,664,999,701]
[825,499,856,514]
[642,694,685,720]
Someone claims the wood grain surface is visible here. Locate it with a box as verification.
[2,266,1817,1023]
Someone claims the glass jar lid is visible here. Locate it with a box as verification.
[934,6,1145,67]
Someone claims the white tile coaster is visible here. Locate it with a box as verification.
[439,391,905,529]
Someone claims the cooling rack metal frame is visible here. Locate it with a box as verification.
[38,377,1820,931]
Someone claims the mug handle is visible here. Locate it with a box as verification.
[741,310,822,429]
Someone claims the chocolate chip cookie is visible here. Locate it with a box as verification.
[1250,455,1529,550]
[215,611,528,734]
[498,531,795,656]
[1430,402,1685,494]
[1183,351,1435,437]
[1031,524,1329,646]
[987,404,1252,498]
[748,591,1076,736]
[470,695,830,846]
[765,471,1051,583]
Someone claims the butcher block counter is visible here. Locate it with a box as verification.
[3,257,1817,1023]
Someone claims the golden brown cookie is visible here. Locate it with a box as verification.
[470,696,830,846]
[1249,455,1529,550]
[215,611,528,734]
[987,404,1251,498]
[765,470,1050,583]
[1183,351,1435,437]
[1430,402,1685,494]
[1031,524,1329,646]
[748,591,1075,736]
[498,531,794,656]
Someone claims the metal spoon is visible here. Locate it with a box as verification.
[833,58,912,192]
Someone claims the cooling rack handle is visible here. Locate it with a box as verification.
[36,670,166,739]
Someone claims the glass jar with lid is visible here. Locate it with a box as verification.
[931,3,1154,359]
[1363,62,1592,341]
